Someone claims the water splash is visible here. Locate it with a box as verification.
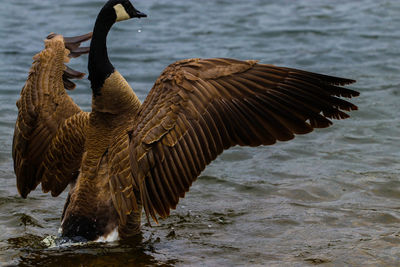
[95,228,120,243]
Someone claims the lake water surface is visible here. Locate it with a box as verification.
[1,0,400,266]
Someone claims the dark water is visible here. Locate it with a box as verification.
[1,0,400,266]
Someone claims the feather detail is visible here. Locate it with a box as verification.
[129,58,358,223]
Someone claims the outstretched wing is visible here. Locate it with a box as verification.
[128,58,359,223]
[13,33,92,198]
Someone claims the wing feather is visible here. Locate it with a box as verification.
[40,111,90,196]
[13,33,91,198]
[128,58,359,222]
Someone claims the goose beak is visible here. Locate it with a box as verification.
[133,8,147,18]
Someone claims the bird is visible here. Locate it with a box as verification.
[13,0,359,242]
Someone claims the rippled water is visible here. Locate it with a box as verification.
[1,0,400,266]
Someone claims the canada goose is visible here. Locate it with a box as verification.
[13,0,359,241]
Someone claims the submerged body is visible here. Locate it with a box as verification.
[13,0,359,241]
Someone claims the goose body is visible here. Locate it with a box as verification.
[13,0,359,241]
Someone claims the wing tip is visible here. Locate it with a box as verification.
[17,184,29,199]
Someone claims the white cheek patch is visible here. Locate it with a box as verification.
[114,4,130,22]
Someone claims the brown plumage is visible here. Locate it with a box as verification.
[13,33,92,199]
[127,58,358,224]
[13,0,359,241]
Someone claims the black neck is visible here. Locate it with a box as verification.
[88,12,115,96]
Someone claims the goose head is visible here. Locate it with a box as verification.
[100,0,146,23]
